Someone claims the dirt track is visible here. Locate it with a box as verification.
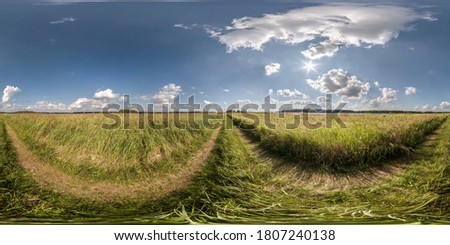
[234,128,414,193]
[6,125,219,202]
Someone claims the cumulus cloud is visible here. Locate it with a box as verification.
[0,103,23,112]
[152,83,182,104]
[368,99,380,108]
[236,99,259,104]
[268,89,273,95]
[223,89,230,92]
[93,88,119,101]
[265,63,281,76]
[378,87,398,103]
[367,87,398,107]
[276,89,309,99]
[440,101,450,110]
[50,17,76,24]
[204,25,222,38]
[301,40,341,60]
[278,99,313,105]
[2,85,21,103]
[69,88,120,111]
[212,5,434,59]
[307,69,370,99]
[405,86,417,95]
[27,101,67,111]
[69,98,106,111]
[422,104,432,111]
[374,81,380,87]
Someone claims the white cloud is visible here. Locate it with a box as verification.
[378,87,398,103]
[69,88,121,111]
[236,99,259,104]
[374,81,380,87]
[265,63,280,76]
[278,99,313,105]
[93,88,119,101]
[139,95,151,100]
[405,86,417,95]
[119,95,128,103]
[68,98,106,111]
[316,96,326,102]
[174,23,197,30]
[301,40,340,60]
[422,104,431,111]
[440,101,450,110]
[2,85,21,103]
[27,101,67,111]
[307,69,370,99]
[368,87,398,107]
[268,89,273,95]
[213,5,434,59]
[223,89,230,92]
[276,88,309,99]
[0,103,23,112]
[368,99,380,108]
[50,17,76,24]
[152,83,182,104]
[204,25,222,38]
[204,100,212,105]
[270,97,278,104]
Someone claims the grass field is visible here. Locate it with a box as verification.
[0,113,449,223]
[3,114,213,182]
[232,113,447,171]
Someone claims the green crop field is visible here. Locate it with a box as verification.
[0,113,449,224]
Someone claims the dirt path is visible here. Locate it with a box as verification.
[235,128,411,193]
[6,125,220,202]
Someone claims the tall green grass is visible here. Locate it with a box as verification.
[171,117,450,223]
[4,114,212,182]
[1,115,449,223]
[0,119,64,217]
[0,119,19,212]
[232,114,447,171]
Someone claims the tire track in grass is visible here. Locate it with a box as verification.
[235,128,418,193]
[6,125,220,202]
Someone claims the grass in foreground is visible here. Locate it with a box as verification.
[3,114,212,182]
[1,115,449,223]
[0,120,67,218]
[231,113,447,171]
[175,117,450,223]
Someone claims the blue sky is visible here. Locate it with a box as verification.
[0,1,449,112]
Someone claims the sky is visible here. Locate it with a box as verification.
[0,0,450,112]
